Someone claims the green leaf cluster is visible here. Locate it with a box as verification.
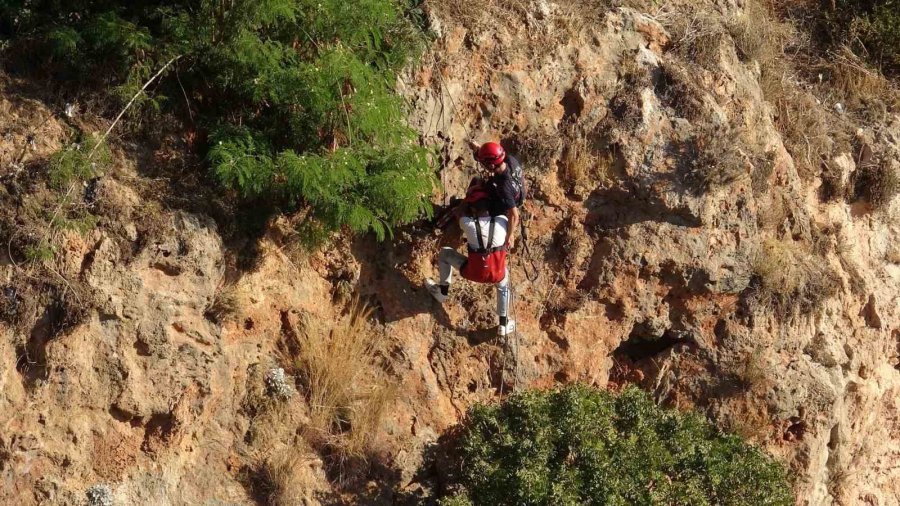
[1,0,434,241]
[831,1,900,76]
[48,133,111,190]
[447,385,793,506]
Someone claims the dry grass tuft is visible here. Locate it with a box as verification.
[655,60,706,120]
[508,130,561,177]
[751,151,777,196]
[854,160,900,210]
[760,63,833,179]
[727,0,792,68]
[291,302,394,459]
[728,0,843,180]
[558,128,614,198]
[260,450,323,506]
[735,346,770,391]
[660,8,729,68]
[205,282,240,324]
[608,53,652,131]
[679,124,749,194]
[816,49,900,113]
[750,238,839,315]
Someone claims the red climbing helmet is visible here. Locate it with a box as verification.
[464,180,490,203]
[476,142,506,167]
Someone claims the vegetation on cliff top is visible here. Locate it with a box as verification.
[829,0,900,77]
[0,0,435,242]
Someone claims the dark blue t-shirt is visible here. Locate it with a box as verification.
[488,155,524,217]
[488,169,518,217]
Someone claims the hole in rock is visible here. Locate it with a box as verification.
[895,331,900,372]
[714,319,728,342]
[152,262,182,276]
[560,88,585,120]
[860,295,882,329]
[142,411,177,452]
[603,300,626,321]
[614,326,687,362]
[546,328,569,351]
[783,416,807,442]
[109,406,141,428]
[554,371,570,383]
[15,299,69,389]
[133,339,152,357]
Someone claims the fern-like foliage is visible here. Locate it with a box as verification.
[0,0,434,242]
[48,133,111,190]
[826,1,900,76]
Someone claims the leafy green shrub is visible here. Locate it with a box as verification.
[812,0,900,76]
[830,1,900,76]
[1,0,434,241]
[48,133,111,190]
[445,385,793,506]
[24,240,55,263]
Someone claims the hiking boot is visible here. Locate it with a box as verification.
[425,279,447,303]
[498,319,516,336]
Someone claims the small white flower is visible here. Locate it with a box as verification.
[86,485,114,506]
[265,368,295,400]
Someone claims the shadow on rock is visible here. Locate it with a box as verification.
[585,185,701,230]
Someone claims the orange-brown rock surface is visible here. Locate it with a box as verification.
[1,1,899,505]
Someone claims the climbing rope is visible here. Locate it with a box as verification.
[504,207,541,394]
[519,209,540,283]
[509,282,520,392]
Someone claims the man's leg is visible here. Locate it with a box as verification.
[496,267,511,326]
[439,247,467,288]
[428,247,467,303]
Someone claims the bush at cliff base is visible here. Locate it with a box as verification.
[441,385,793,506]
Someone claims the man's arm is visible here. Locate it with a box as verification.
[505,206,519,250]
[436,200,467,229]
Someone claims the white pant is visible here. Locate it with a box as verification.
[438,247,510,318]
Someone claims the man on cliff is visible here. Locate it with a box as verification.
[434,141,526,237]
[471,141,525,251]
[426,185,515,336]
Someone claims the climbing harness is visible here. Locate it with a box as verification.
[461,216,507,284]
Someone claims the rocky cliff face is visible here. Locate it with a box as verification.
[1,1,899,505]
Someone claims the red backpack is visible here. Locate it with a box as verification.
[461,216,507,284]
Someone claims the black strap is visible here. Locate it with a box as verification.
[486,217,496,254]
[471,216,498,254]
[468,245,506,253]
[473,216,485,252]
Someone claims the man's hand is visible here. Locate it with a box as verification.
[468,140,480,152]
[506,206,520,252]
